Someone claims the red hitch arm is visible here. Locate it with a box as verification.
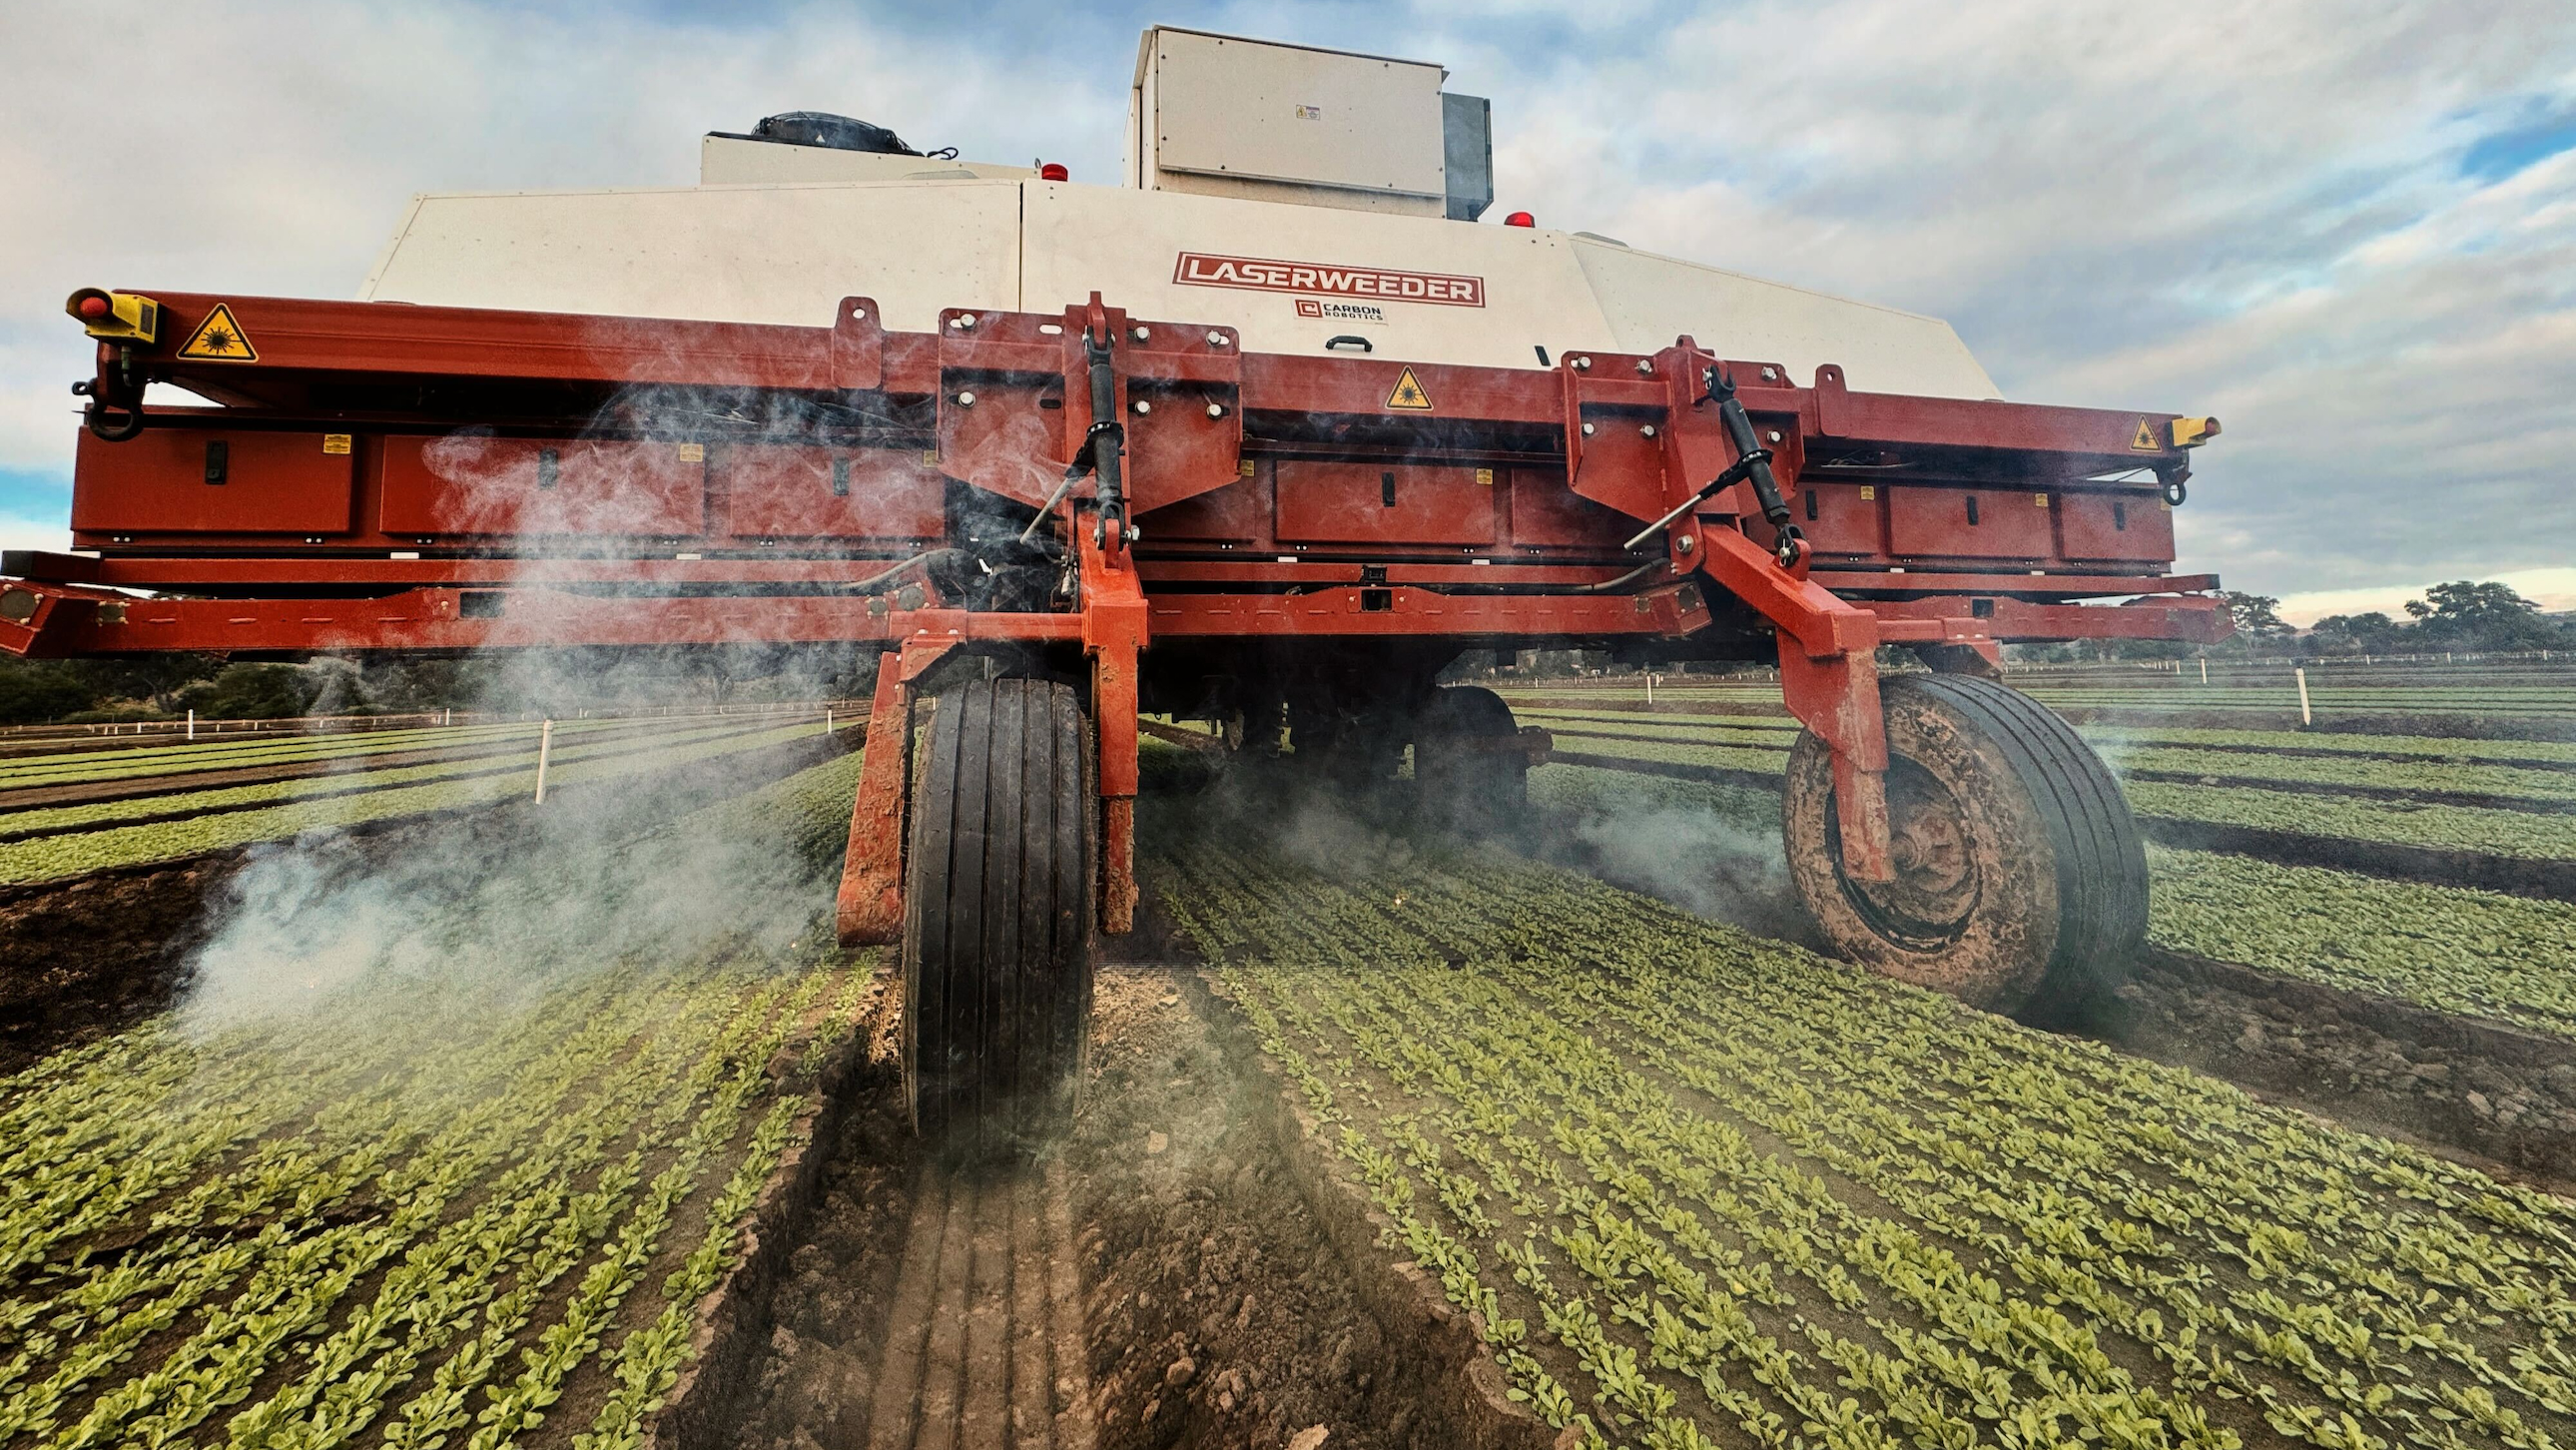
[1694,526,1895,882]
[1079,523,1147,936]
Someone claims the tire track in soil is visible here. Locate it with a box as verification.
[863,1159,1096,1450]
[736,964,1454,1450]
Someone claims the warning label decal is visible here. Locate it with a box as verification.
[1175,252,1485,308]
[177,304,258,362]
[2130,417,2160,451]
[1387,366,1433,411]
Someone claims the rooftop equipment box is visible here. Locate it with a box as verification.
[1127,28,1489,220]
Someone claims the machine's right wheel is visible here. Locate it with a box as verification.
[903,678,1096,1154]
[1781,674,2146,1019]
[1415,685,1530,833]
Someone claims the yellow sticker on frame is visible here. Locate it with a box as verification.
[177,304,258,362]
[1386,366,1433,411]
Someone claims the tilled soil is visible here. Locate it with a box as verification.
[0,857,224,1073]
[2105,948,2576,1189]
[731,963,1446,1450]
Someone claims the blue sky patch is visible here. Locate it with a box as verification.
[0,466,71,523]
[2461,110,2576,182]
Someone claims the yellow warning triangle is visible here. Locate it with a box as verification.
[2129,417,2160,451]
[177,304,258,362]
[1386,366,1433,411]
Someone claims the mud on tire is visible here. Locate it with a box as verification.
[904,678,1097,1154]
[1781,674,2147,1018]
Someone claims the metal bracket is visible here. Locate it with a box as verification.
[834,636,961,948]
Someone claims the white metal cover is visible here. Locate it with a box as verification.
[360,177,1999,398]
[359,183,1023,336]
[1574,239,1999,399]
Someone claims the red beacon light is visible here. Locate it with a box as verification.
[1504,211,1535,228]
[76,295,111,320]
[1038,162,1069,182]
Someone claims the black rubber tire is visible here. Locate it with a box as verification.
[1781,674,2146,1018]
[902,678,1096,1154]
[1415,685,1529,833]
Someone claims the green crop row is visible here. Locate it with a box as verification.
[1168,836,2576,1450]
[1529,762,2576,1043]
[2084,745,2576,804]
[1519,710,1803,744]
[1536,730,2576,861]
[2147,847,2576,1039]
[0,718,793,840]
[2122,781,2576,861]
[0,721,832,886]
[1518,705,2576,773]
[1539,734,1793,777]
[0,714,801,791]
[0,754,869,1449]
[0,722,556,790]
[2032,697,2576,718]
[2079,728,2576,768]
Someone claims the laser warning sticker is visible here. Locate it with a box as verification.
[2130,417,2160,451]
[177,304,258,362]
[1387,367,1433,411]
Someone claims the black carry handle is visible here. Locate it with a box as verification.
[1323,335,1374,353]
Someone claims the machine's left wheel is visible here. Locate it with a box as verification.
[902,678,1096,1154]
[1780,674,2146,1019]
[1414,685,1530,833]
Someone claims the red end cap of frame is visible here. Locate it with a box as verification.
[1504,211,1535,228]
[1039,162,1069,182]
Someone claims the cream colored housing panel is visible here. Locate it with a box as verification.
[1574,240,2000,400]
[1021,183,1617,369]
[1143,28,1446,199]
[358,183,1022,334]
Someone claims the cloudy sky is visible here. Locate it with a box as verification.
[4,0,2572,621]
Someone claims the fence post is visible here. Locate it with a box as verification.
[2295,668,2312,726]
[187,709,195,742]
[534,719,555,804]
[2200,658,2209,685]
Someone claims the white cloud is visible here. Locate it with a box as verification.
[1440,0,2576,597]
[0,512,71,559]
[0,1,1116,469]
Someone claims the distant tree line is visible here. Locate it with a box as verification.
[0,645,880,727]
[2304,581,2573,656]
[2013,582,2572,665]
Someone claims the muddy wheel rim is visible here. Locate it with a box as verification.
[1829,757,1982,949]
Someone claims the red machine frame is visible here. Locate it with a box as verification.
[4,289,2228,938]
